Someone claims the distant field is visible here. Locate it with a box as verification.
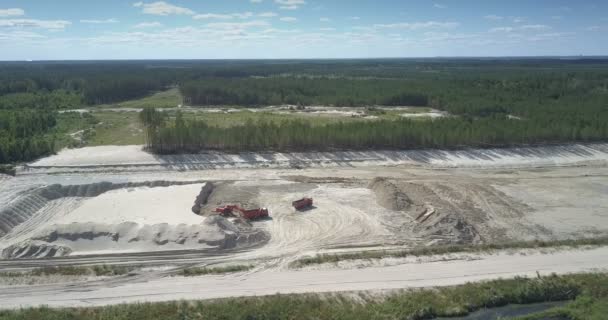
[56,92,440,147]
[98,88,182,109]
[57,111,144,147]
[88,112,144,146]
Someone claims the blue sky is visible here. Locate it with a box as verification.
[0,0,606,60]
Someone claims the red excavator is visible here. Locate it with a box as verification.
[292,197,313,211]
[214,205,269,220]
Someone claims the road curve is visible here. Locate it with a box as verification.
[1,247,607,309]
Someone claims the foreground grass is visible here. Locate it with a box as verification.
[518,297,608,320]
[177,265,253,276]
[291,237,608,268]
[0,265,136,278]
[1,273,606,320]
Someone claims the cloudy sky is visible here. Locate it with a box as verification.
[0,0,606,60]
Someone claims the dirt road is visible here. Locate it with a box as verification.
[1,247,607,309]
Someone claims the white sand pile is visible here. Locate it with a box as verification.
[400,111,447,118]
[1,183,268,258]
[56,184,205,225]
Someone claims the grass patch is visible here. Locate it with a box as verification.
[177,265,253,277]
[98,88,182,109]
[290,237,608,268]
[0,265,136,278]
[2,273,606,320]
[53,112,100,149]
[86,112,145,146]
[53,105,439,149]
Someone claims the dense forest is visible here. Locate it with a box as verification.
[0,110,56,163]
[1,58,608,161]
[140,107,608,153]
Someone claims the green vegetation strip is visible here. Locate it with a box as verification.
[1,273,607,320]
[291,237,608,268]
[178,265,253,277]
[0,265,136,278]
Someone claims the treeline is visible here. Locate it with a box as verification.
[179,71,608,119]
[0,63,179,108]
[83,77,163,105]
[180,78,430,107]
[140,108,608,154]
[3,59,608,112]
[0,110,57,163]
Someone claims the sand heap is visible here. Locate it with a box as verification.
[369,178,482,245]
[3,217,268,259]
[369,178,412,211]
[0,180,206,238]
[191,183,215,215]
[1,181,269,259]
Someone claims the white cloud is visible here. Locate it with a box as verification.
[526,32,575,42]
[133,1,194,16]
[134,21,162,28]
[205,20,270,30]
[258,12,278,18]
[319,27,335,31]
[484,15,503,21]
[586,26,601,31]
[0,30,45,41]
[250,0,263,3]
[520,24,550,31]
[320,17,330,22]
[489,27,514,33]
[489,24,551,33]
[275,0,306,10]
[193,12,253,20]
[349,16,360,20]
[0,8,25,17]
[512,17,524,23]
[0,19,71,30]
[193,13,234,20]
[433,4,447,9]
[80,18,118,24]
[374,21,460,30]
[280,17,297,22]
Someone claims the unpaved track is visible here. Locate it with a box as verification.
[1,247,607,309]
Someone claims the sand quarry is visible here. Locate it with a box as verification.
[0,143,608,307]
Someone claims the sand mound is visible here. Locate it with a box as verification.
[414,213,481,245]
[201,182,260,214]
[0,180,205,238]
[4,217,268,258]
[369,178,412,211]
[2,240,72,259]
[192,183,215,214]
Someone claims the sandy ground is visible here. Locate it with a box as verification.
[56,184,206,226]
[61,105,439,117]
[1,143,607,308]
[1,246,606,309]
[24,143,608,174]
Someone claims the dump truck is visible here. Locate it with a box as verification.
[292,197,313,210]
[214,205,269,220]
